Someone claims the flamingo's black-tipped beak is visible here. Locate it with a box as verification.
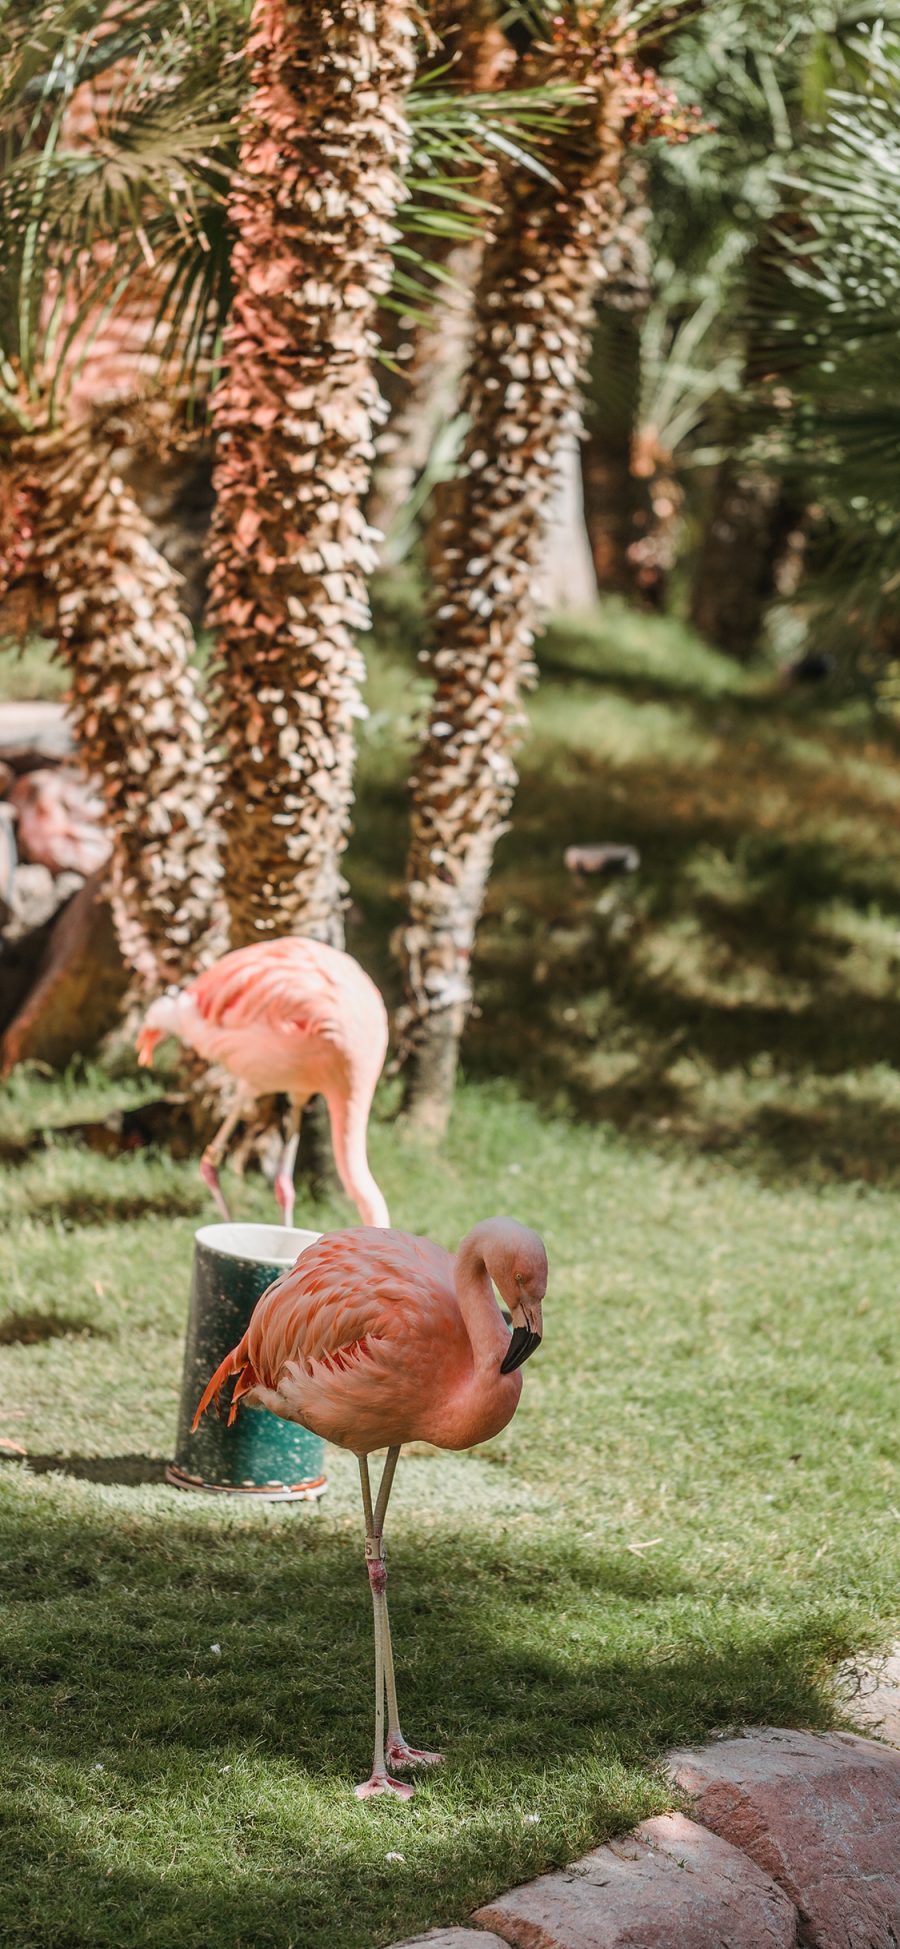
[500,1324,542,1374]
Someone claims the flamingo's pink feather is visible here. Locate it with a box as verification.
[193,1227,524,1457]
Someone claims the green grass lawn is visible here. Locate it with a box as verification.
[1,593,899,1949]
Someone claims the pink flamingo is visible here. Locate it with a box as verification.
[135,937,389,1228]
[193,1217,548,1799]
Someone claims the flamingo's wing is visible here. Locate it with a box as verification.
[191,939,346,1045]
[247,1228,456,1389]
[192,1228,463,1446]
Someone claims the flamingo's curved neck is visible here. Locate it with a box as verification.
[454,1239,511,1374]
[326,1091,389,1229]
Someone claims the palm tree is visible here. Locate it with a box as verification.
[206,0,568,948]
[10,414,225,984]
[646,0,892,653]
[205,0,417,950]
[0,3,229,983]
[746,29,900,685]
[398,5,697,1132]
[2,0,579,984]
[580,159,652,599]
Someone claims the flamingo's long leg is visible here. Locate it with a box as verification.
[200,1091,254,1220]
[355,1450,412,1801]
[274,1097,307,1229]
[355,1449,443,1795]
[381,1587,443,1772]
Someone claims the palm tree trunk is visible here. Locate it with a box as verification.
[628,424,682,609]
[206,0,415,950]
[581,162,652,598]
[690,458,786,659]
[12,421,225,986]
[399,33,631,1134]
[582,307,644,597]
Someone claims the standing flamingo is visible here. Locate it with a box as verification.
[193,1217,548,1799]
[136,937,389,1228]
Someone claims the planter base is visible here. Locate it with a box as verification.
[165,1461,327,1502]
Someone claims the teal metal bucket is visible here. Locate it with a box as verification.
[167,1221,327,1503]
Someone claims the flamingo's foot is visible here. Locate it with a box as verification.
[200,1157,231,1221]
[354,1770,414,1801]
[386,1733,445,1771]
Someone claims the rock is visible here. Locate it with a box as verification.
[473,1811,797,1948]
[835,1643,900,1748]
[670,1727,900,1949]
[0,700,73,762]
[0,803,15,920]
[564,844,640,877]
[1,870,128,1074]
[390,1934,509,1949]
[4,861,62,937]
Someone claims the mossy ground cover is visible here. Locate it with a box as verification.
[1,596,898,1948]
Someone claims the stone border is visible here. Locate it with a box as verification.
[388,1723,900,1949]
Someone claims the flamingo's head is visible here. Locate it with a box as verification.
[471,1217,547,1374]
[135,989,184,1068]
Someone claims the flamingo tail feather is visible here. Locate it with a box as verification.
[192,1339,253,1431]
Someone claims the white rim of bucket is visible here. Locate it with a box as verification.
[194,1222,321,1266]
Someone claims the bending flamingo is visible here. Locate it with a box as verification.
[136,937,389,1228]
[193,1217,548,1799]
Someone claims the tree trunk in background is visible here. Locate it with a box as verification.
[690,459,789,659]
[206,0,415,950]
[399,30,630,1135]
[628,423,682,609]
[581,160,652,600]
[12,424,224,986]
[121,440,215,631]
[581,305,643,596]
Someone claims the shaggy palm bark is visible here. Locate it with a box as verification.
[11,423,224,986]
[399,30,632,1134]
[207,0,415,950]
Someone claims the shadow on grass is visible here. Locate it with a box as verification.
[7,1181,207,1225]
[348,609,900,1187]
[6,1450,166,1485]
[0,1311,111,1348]
[0,1495,847,1949]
